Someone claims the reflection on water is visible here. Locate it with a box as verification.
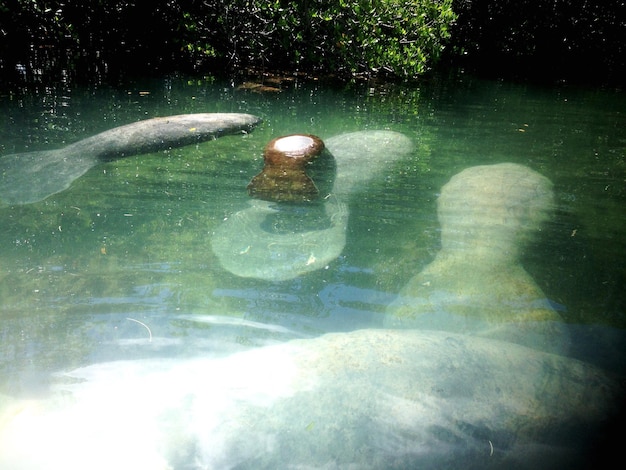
[0,74,625,468]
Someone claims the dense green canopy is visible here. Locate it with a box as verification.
[0,0,623,85]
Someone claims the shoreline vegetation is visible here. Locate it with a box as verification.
[0,0,624,88]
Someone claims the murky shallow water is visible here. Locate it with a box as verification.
[0,74,624,468]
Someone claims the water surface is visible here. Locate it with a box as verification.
[0,74,624,464]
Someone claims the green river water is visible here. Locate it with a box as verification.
[0,73,624,468]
